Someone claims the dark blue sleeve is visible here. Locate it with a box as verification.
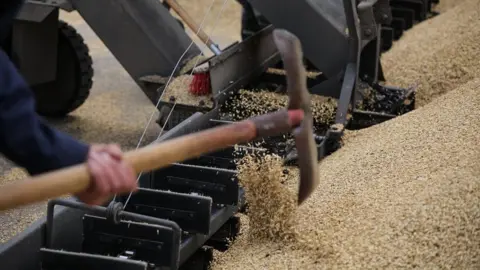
[0,49,90,175]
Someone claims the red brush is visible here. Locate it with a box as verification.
[189,66,211,96]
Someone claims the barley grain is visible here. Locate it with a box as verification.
[212,77,480,269]
[235,154,297,242]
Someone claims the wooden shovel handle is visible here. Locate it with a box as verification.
[164,0,216,49]
[0,121,257,211]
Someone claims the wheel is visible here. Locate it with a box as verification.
[32,20,93,117]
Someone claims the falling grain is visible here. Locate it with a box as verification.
[235,154,297,242]
[382,0,480,107]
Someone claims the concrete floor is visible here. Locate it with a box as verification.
[0,0,242,244]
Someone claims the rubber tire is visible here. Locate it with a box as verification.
[32,20,93,117]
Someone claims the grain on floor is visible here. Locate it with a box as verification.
[433,0,470,13]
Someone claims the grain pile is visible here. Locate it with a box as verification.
[159,75,214,108]
[382,0,480,107]
[212,77,480,269]
[224,89,337,131]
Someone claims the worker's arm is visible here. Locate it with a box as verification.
[0,0,137,207]
[0,1,88,174]
[0,49,137,205]
[0,49,90,175]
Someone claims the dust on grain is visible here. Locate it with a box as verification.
[160,75,214,108]
[212,78,480,269]
[382,0,480,107]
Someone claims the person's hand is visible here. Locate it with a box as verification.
[76,144,137,205]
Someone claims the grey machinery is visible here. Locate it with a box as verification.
[3,0,439,118]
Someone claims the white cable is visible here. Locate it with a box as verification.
[153,0,231,140]
[134,0,219,151]
[112,0,219,204]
